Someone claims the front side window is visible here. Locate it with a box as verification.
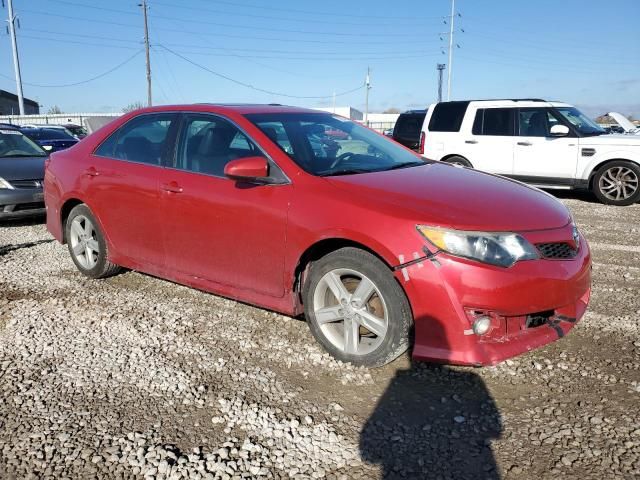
[472,108,514,136]
[246,112,425,176]
[175,115,260,177]
[555,107,604,136]
[518,108,564,137]
[95,113,175,165]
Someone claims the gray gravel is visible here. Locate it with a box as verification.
[0,194,639,479]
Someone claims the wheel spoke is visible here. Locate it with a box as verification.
[315,305,344,324]
[83,219,94,237]
[71,221,84,239]
[343,318,359,354]
[352,277,375,303]
[86,238,99,253]
[324,271,349,301]
[72,242,85,256]
[358,310,388,338]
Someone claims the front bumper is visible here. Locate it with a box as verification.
[398,233,592,366]
[0,188,46,219]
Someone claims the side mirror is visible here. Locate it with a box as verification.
[224,156,269,182]
[549,124,570,137]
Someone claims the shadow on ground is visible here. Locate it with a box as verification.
[360,321,502,479]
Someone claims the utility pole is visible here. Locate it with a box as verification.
[5,0,24,115]
[446,0,455,101]
[437,63,446,102]
[140,0,152,107]
[364,67,371,126]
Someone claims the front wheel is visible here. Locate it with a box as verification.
[442,155,473,168]
[65,204,122,278]
[303,247,412,367]
[592,161,640,206]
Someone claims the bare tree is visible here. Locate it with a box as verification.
[383,108,401,114]
[47,105,63,114]
[122,101,145,113]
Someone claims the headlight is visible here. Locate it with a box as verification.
[417,225,539,267]
[0,177,14,190]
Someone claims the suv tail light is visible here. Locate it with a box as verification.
[418,131,425,154]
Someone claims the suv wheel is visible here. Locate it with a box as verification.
[593,161,640,206]
[65,204,122,278]
[303,247,412,367]
[442,155,472,168]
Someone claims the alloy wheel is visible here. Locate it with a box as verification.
[598,166,639,201]
[312,268,388,356]
[69,215,100,269]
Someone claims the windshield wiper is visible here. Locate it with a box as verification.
[318,168,371,177]
[381,161,425,171]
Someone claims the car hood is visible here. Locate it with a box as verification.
[580,134,640,146]
[325,162,570,232]
[0,156,46,180]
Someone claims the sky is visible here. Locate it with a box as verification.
[0,0,638,117]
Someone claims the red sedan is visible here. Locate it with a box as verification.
[44,104,591,367]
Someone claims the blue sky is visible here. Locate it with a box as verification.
[0,0,638,117]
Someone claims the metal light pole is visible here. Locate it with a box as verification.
[140,0,152,106]
[364,67,371,126]
[446,0,455,101]
[437,63,446,102]
[6,0,24,115]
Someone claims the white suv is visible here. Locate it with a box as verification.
[419,99,640,206]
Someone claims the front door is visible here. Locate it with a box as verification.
[160,113,291,298]
[512,108,579,183]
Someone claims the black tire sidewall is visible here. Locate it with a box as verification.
[444,155,472,168]
[302,247,412,367]
[593,161,640,206]
[65,204,111,279]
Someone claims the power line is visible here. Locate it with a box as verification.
[0,50,143,88]
[157,44,364,99]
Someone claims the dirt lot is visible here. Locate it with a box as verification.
[0,194,638,479]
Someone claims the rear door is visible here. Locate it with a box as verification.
[393,112,425,150]
[87,112,178,267]
[159,113,291,298]
[512,108,578,183]
[460,107,515,175]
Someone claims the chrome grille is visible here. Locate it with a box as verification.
[536,242,577,259]
[9,179,43,189]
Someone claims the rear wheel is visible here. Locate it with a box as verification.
[303,247,412,367]
[65,204,122,278]
[442,155,472,168]
[592,161,640,206]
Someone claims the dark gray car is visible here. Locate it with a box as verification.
[0,126,48,220]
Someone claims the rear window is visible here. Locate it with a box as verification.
[472,108,515,136]
[427,102,469,132]
[394,113,425,137]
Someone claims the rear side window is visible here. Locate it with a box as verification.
[472,108,514,136]
[95,113,175,165]
[427,102,469,132]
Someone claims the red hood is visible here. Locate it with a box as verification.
[325,163,570,231]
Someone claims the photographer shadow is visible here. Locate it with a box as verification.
[360,318,503,479]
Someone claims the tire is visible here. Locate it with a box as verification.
[442,155,473,168]
[302,247,412,367]
[65,204,122,279]
[592,161,640,206]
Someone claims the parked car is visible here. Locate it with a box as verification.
[382,128,394,137]
[419,99,640,206]
[392,109,427,150]
[45,104,591,367]
[63,123,88,139]
[0,125,48,219]
[21,127,79,153]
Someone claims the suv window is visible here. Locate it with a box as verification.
[428,101,470,132]
[175,115,260,177]
[472,108,515,136]
[518,108,563,137]
[95,113,175,165]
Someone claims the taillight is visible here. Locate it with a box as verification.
[418,131,425,154]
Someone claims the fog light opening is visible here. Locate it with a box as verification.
[472,316,492,336]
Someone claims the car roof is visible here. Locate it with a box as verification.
[433,99,573,109]
[126,103,327,116]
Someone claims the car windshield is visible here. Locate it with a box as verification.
[0,129,47,157]
[555,107,605,136]
[245,112,426,176]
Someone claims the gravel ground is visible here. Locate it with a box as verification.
[0,194,639,479]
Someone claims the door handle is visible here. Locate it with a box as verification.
[517,141,532,146]
[84,167,100,177]
[465,140,478,144]
[161,181,183,194]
